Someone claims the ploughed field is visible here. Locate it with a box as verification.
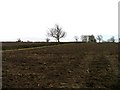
[2,42,61,50]
[2,43,119,88]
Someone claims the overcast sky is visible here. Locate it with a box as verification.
[0,0,119,42]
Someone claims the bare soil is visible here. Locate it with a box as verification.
[2,43,119,89]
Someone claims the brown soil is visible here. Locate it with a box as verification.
[2,43,119,88]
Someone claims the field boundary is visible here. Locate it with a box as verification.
[2,43,73,52]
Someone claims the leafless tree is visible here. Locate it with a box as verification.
[96,35,103,43]
[107,36,115,42]
[74,36,79,42]
[46,38,50,42]
[81,35,87,42]
[17,38,22,42]
[48,24,66,43]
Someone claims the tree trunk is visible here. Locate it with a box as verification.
[57,38,60,43]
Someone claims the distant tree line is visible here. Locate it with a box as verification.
[74,35,116,43]
[16,24,117,43]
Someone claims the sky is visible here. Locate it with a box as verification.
[0,0,119,42]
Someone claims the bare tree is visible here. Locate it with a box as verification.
[48,24,66,43]
[108,36,115,42]
[46,38,50,42]
[81,35,87,42]
[74,36,79,42]
[96,35,103,43]
[17,38,22,42]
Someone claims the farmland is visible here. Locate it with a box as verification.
[2,42,119,89]
[2,42,62,50]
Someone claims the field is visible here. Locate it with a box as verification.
[2,42,62,50]
[2,42,119,89]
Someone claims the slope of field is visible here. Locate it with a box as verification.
[2,42,61,50]
[2,43,119,88]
